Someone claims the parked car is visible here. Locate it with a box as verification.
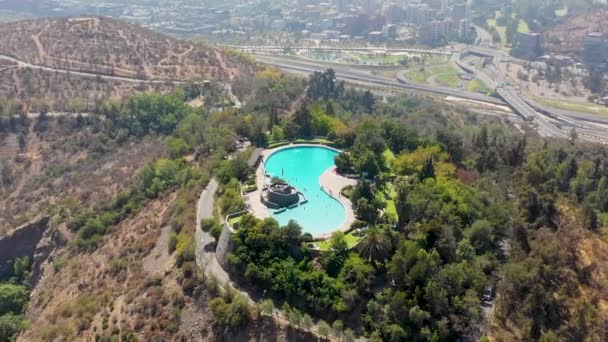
[483,285,493,302]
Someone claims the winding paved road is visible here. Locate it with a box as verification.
[0,54,185,84]
[194,178,236,290]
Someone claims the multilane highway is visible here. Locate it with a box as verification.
[238,44,608,143]
[456,46,608,143]
[254,55,505,105]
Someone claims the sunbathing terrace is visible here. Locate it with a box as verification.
[244,144,356,239]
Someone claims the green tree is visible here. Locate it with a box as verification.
[597,176,608,212]
[329,231,349,253]
[356,198,380,224]
[271,125,285,142]
[465,220,494,253]
[293,105,314,137]
[317,320,331,339]
[344,329,356,342]
[582,203,599,231]
[335,152,354,174]
[419,157,435,181]
[0,313,27,341]
[209,293,250,328]
[332,320,344,339]
[12,256,30,283]
[0,284,28,315]
[259,299,274,315]
[201,218,223,241]
[282,120,300,141]
[302,314,313,331]
[288,308,302,327]
[167,137,189,158]
[357,226,391,263]
[359,151,380,178]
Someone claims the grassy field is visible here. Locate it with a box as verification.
[430,64,457,75]
[228,216,242,226]
[487,18,507,45]
[314,231,362,251]
[404,63,459,85]
[436,74,461,88]
[405,69,427,82]
[488,12,528,43]
[533,96,608,117]
[518,19,529,33]
[378,185,398,221]
[352,53,407,65]
[467,79,491,94]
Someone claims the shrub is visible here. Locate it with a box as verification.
[168,232,178,253]
[0,284,28,315]
[0,313,27,341]
[209,294,250,328]
[176,232,195,266]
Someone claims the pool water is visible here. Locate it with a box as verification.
[264,146,345,235]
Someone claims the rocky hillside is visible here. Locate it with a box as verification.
[0,16,256,111]
[0,116,166,234]
[542,10,608,54]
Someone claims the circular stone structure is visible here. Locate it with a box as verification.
[263,145,346,235]
[265,182,299,208]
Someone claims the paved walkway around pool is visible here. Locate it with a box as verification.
[317,166,357,239]
[244,144,357,239]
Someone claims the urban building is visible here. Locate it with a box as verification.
[368,30,384,41]
[583,32,608,65]
[451,2,467,20]
[362,0,376,15]
[458,18,470,40]
[511,32,542,60]
[382,24,397,40]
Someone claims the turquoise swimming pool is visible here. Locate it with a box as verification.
[264,146,345,235]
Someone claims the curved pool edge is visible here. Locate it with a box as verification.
[257,143,356,240]
[262,143,343,168]
[315,165,357,240]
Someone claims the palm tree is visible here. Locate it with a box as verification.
[357,226,391,264]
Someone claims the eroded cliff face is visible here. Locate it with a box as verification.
[0,217,49,278]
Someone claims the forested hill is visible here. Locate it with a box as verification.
[0,16,257,112]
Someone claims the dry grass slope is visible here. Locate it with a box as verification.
[0,17,257,111]
[542,10,608,53]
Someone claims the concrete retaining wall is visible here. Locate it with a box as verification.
[216,217,235,269]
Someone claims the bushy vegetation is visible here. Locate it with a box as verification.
[11,61,608,341]
[221,68,608,340]
[0,257,32,340]
[209,290,251,329]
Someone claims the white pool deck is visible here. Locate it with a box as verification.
[243,144,357,239]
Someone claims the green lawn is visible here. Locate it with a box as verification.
[386,199,398,220]
[404,64,459,85]
[267,141,290,149]
[429,64,457,75]
[518,19,529,33]
[436,74,461,88]
[383,184,398,221]
[312,232,362,251]
[532,96,608,117]
[404,69,427,83]
[352,53,407,65]
[487,18,507,45]
[467,79,491,94]
[228,216,242,226]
